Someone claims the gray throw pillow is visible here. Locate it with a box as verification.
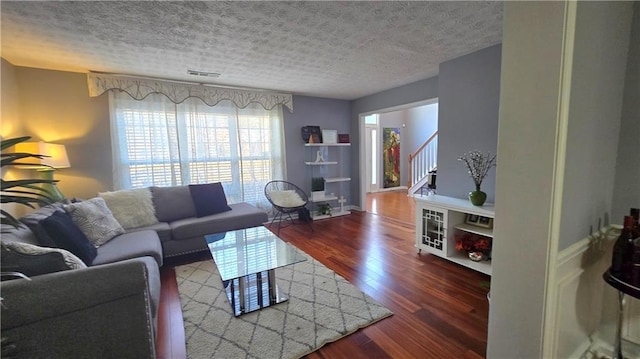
[150,186,197,222]
[63,197,125,247]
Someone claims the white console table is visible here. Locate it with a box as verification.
[413,194,495,275]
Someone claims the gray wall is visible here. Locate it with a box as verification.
[406,103,438,153]
[488,2,633,357]
[558,1,632,250]
[612,1,640,223]
[436,44,501,203]
[282,95,351,196]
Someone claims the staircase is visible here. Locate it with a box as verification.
[407,131,438,195]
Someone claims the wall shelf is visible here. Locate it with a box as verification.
[304,143,351,147]
[305,161,338,165]
[324,177,351,183]
[305,143,350,220]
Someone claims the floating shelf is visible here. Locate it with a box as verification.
[311,210,351,220]
[305,161,338,165]
[309,195,338,203]
[304,143,351,147]
[324,177,351,183]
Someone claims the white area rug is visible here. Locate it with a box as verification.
[176,252,393,359]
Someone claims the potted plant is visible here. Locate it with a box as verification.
[317,202,332,216]
[311,177,325,201]
[1,136,57,228]
[458,150,497,206]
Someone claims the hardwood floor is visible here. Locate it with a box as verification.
[157,192,490,358]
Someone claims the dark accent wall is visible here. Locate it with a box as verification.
[436,44,502,203]
[283,95,351,196]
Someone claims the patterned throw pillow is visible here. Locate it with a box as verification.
[98,188,159,230]
[1,241,86,279]
[64,197,125,247]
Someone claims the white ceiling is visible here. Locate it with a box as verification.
[0,1,503,100]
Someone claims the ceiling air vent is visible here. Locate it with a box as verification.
[187,69,220,78]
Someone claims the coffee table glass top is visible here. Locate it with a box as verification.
[205,226,306,281]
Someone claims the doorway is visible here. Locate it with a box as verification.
[359,98,438,223]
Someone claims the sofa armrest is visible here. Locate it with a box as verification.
[1,260,156,358]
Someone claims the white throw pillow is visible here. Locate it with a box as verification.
[99,188,159,230]
[64,197,125,247]
[270,190,305,207]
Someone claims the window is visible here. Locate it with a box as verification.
[109,92,285,209]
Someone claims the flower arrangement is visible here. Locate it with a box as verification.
[458,150,497,191]
[454,232,492,261]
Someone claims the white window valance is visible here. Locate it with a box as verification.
[87,72,293,112]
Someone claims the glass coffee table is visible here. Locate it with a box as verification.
[205,225,307,316]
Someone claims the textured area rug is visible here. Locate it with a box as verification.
[176,252,393,359]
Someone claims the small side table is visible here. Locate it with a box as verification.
[603,269,640,359]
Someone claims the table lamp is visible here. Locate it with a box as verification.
[14,141,71,202]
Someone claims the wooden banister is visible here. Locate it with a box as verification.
[407,131,438,190]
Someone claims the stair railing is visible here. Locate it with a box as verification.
[407,131,438,194]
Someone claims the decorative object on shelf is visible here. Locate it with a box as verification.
[301,125,322,143]
[455,231,492,261]
[383,128,401,188]
[311,177,325,200]
[465,214,494,229]
[1,136,60,227]
[338,196,346,214]
[458,150,497,206]
[321,129,338,144]
[314,150,325,163]
[338,134,350,143]
[317,203,332,216]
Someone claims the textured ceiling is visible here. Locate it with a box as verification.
[1,1,503,100]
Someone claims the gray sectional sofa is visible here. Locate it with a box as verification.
[0,184,268,358]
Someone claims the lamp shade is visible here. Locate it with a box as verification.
[14,141,70,169]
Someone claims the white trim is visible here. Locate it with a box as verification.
[542,1,577,357]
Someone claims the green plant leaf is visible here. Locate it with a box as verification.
[0,136,31,150]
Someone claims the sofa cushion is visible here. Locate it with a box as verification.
[98,188,159,230]
[19,203,66,247]
[150,186,197,222]
[41,211,98,265]
[1,241,86,278]
[126,222,172,243]
[64,197,125,247]
[169,203,268,241]
[92,230,163,267]
[189,182,232,217]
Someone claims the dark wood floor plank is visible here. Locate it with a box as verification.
[156,190,490,358]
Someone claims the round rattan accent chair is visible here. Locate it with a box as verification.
[264,180,313,234]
